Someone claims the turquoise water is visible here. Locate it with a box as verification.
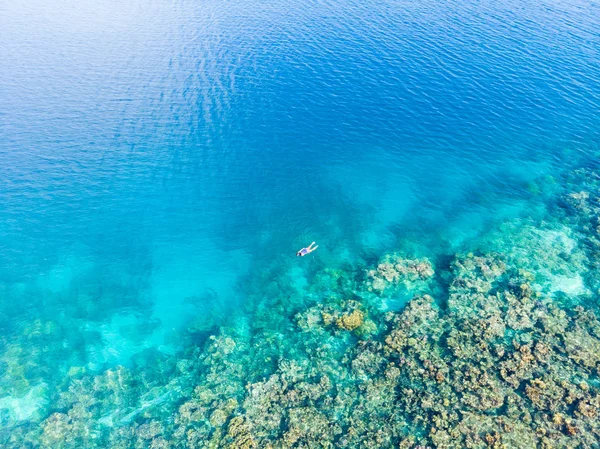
[1,0,600,446]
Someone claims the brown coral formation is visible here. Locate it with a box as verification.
[336,309,364,330]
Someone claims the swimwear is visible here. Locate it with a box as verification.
[300,248,309,255]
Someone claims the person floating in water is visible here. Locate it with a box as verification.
[297,242,318,257]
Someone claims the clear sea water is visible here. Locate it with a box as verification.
[1,0,600,427]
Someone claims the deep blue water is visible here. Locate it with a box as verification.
[1,0,600,420]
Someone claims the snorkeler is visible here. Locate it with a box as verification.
[297,242,318,256]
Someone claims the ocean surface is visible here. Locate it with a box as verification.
[1,0,600,446]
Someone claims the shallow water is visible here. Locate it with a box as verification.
[1,0,600,443]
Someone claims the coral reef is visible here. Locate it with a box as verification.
[366,255,434,293]
[3,164,600,448]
